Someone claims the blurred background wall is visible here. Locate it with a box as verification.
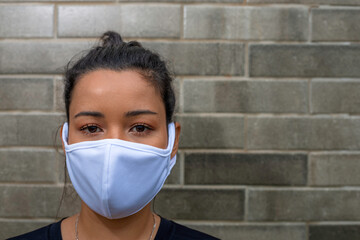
[1,0,360,239]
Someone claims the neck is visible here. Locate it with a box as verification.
[77,201,156,240]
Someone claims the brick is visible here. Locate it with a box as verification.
[184,6,308,41]
[0,184,79,219]
[0,115,18,145]
[309,224,360,240]
[143,42,244,76]
[312,8,360,41]
[309,153,360,186]
[312,79,360,113]
[176,115,244,148]
[58,5,180,38]
[0,220,52,239]
[173,78,181,113]
[218,44,245,76]
[0,113,65,146]
[0,5,53,38]
[249,44,360,77]
[247,117,360,150]
[58,5,119,37]
[57,151,69,183]
[248,189,360,221]
[156,187,244,220]
[0,149,57,183]
[184,223,306,240]
[55,77,65,112]
[185,153,307,185]
[0,41,89,74]
[0,41,244,76]
[0,185,59,217]
[0,78,53,110]
[248,0,360,4]
[183,79,308,113]
[120,5,180,38]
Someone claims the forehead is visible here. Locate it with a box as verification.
[75,69,154,93]
[70,69,164,115]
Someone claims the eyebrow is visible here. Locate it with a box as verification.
[74,111,105,118]
[125,110,157,117]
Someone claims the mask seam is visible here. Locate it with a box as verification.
[65,143,108,152]
[66,143,172,157]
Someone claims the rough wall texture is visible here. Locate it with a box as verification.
[1,1,360,240]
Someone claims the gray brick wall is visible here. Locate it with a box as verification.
[1,1,359,240]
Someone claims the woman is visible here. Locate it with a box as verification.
[8,32,219,240]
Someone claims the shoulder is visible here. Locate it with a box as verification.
[156,217,220,240]
[171,221,220,240]
[7,220,62,240]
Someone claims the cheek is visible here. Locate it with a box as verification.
[67,124,80,145]
[159,135,168,149]
[67,135,76,145]
[152,126,169,149]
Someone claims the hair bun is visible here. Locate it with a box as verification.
[127,41,142,48]
[100,31,124,47]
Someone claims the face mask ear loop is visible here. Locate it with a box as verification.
[62,122,69,149]
[167,122,177,172]
[166,123,176,153]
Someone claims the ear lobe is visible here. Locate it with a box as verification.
[171,122,181,159]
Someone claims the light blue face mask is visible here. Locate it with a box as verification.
[62,122,176,219]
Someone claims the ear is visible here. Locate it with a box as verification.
[171,122,181,159]
[60,124,65,154]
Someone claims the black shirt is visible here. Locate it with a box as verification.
[7,217,220,240]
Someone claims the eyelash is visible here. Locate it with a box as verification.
[129,123,153,136]
[79,123,153,136]
[80,124,103,136]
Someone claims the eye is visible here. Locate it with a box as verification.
[80,124,103,135]
[130,124,152,135]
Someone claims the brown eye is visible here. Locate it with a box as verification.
[87,126,99,133]
[134,125,146,132]
[80,124,103,135]
[129,124,152,135]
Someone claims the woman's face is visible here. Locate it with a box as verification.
[67,69,171,151]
